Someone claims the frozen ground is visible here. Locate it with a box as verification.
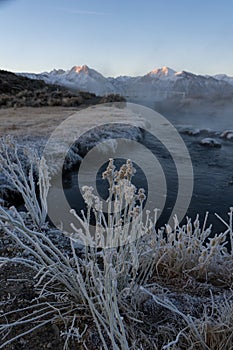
[0,106,83,139]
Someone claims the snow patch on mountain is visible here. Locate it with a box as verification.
[214,73,233,86]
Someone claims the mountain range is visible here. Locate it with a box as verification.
[19,65,233,102]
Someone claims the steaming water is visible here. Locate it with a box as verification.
[63,103,233,233]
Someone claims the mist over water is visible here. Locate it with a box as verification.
[152,99,233,232]
[63,99,233,233]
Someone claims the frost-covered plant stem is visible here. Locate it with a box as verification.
[0,137,50,227]
[0,205,131,349]
[215,207,233,254]
[70,241,129,350]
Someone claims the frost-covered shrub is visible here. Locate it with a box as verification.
[0,136,50,227]
[0,159,233,349]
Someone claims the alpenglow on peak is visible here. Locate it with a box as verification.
[70,65,90,73]
[149,66,176,77]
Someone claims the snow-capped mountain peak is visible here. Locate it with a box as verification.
[70,65,90,74]
[149,66,176,78]
[67,65,106,81]
[33,64,115,95]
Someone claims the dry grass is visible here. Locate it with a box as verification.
[0,106,80,138]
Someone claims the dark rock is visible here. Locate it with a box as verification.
[199,138,222,148]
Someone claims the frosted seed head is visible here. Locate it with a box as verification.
[194,216,200,228]
[102,170,108,179]
[187,222,192,234]
[94,196,102,212]
[102,158,116,181]
[125,159,136,180]
[124,183,136,204]
[115,168,126,181]
[82,186,94,207]
[138,188,146,203]
[219,235,226,244]
[118,164,127,179]
[210,238,217,247]
[201,249,207,257]
[82,185,92,192]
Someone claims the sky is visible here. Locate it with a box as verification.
[1,0,233,77]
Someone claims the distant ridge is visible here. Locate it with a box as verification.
[18,65,233,100]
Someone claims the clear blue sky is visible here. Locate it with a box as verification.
[1,0,233,77]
